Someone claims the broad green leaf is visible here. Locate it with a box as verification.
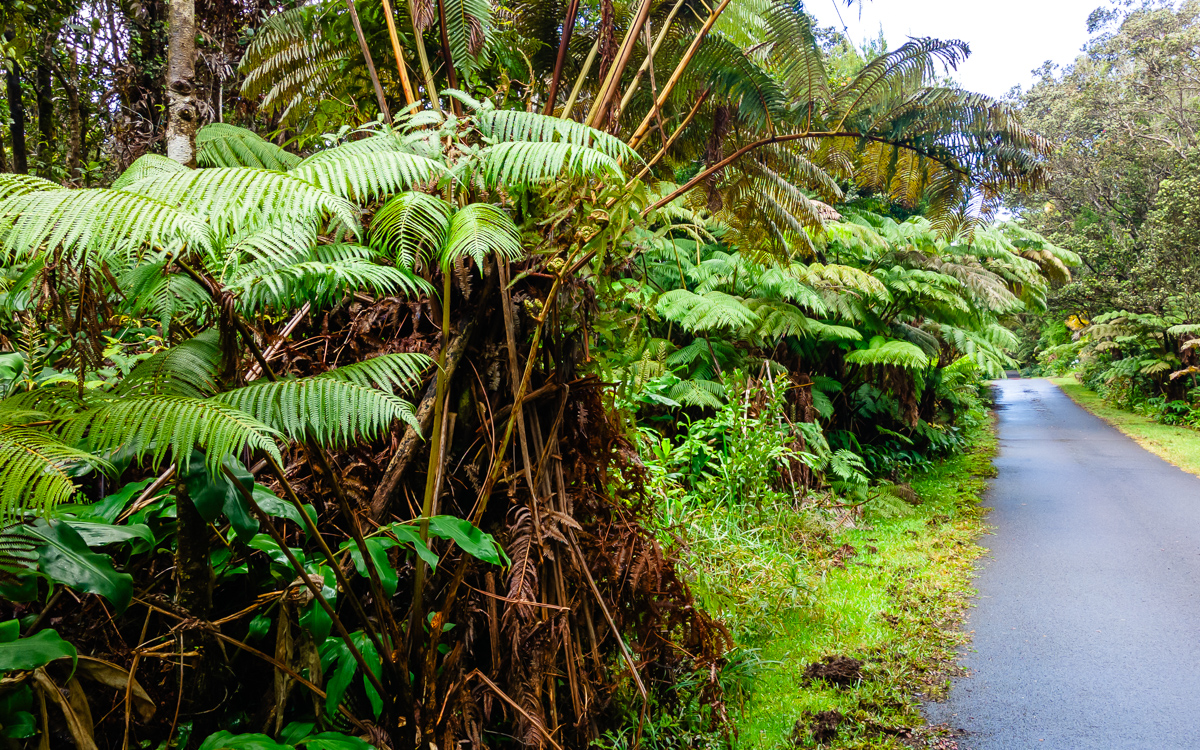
[0,620,16,642]
[0,685,36,738]
[28,521,133,613]
[85,477,158,523]
[297,733,374,750]
[318,639,356,719]
[183,452,259,542]
[298,566,337,644]
[344,537,398,598]
[426,516,507,566]
[196,731,290,750]
[60,519,154,552]
[0,627,77,673]
[388,524,438,569]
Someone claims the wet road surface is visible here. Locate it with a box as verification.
[923,378,1200,748]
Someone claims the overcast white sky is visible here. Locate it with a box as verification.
[805,0,1104,97]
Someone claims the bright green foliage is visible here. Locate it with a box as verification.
[215,377,419,446]
[0,428,112,525]
[0,173,61,201]
[115,331,222,398]
[477,141,624,188]
[197,123,303,170]
[111,154,190,189]
[59,395,284,475]
[291,151,445,204]
[473,110,637,161]
[844,338,930,370]
[443,203,523,271]
[370,192,454,268]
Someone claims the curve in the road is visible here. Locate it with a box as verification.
[924,378,1200,749]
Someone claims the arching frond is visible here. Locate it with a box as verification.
[0,173,62,200]
[214,378,419,446]
[0,427,113,524]
[126,168,359,238]
[473,109,638,161]
[369,192,453,269]
[111,154,190,190]
[443,204,524,271]
[844,339,930,370]
[59,396,283,474]
[668,378,727,408]
[115,331,223,398]
[476,142,624,188]
[656,289,758,333]
[317,353,435,395]
[197,123,301,170]
[0,189,213,263]
[291,152,446,204]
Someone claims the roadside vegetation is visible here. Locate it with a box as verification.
[0,0,1062,747]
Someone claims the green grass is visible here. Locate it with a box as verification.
[1049,376,1200,477]
[672,422,996,749]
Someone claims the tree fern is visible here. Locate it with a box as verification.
[125,168,359,238]
[0,188,214,263]
[114,331,223,399]
[844,338,930,370]
[476,142,624,188]
[197,123,301,170]
[443,203,524,270]
[214,377,419,445]
[656,289,759,333]
[369,192,453,269]
[59,396,283,475]
[111,154,189,190]
[0,427,113,524]
[0,173,61,201]
[291,152,446,204]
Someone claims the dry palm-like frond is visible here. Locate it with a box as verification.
[291,152,447,204]
[214,377,419,446]
[197,123,302,170]
[442,203,524,270]
[0,426,113,525]
[239,0,360,128]
[0,173,61,201]
[0,188,214,263]
[115,331,223,399]
[59,395,283,475]
[111,154,189,190]
[369,192,453,269]
[125,168,359,238]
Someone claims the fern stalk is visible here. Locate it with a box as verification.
[343,0,392,121]
[626,0,735,150]
[617,0,688,116]
[407,0,442,113]
[381,0,418,106]
[560,37,600,121]
[585,0,653,129]
[543,0,582,115]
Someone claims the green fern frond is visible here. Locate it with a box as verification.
[477,142,624,188]
[126,168,359,238]
[844,339,930,370]
[369,192,453,269]
[115,331,222,398]
[656,289,759,333]
[0,427,113,524]
[214,377,419,446]
[60,396,282,475]
[291,152,446,204]
[197,123,301,170]
[0,173,62,200]
[667,378,727,408]
[0,188,214,263]
[473,109,637,161]
[317,352,434,394]
[111,154,190,190]
[443,203,524,271]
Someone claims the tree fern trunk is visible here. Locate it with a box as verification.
[174,476,217,735]
[165,0,198,166]
[4,47,28,174]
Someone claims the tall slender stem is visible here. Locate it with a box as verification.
[585,0,654,129]
[344,0,392,121]
[435,0,462,115]
[381,0,417,107]
[561,38,601,121]
[407,0,443,113]
[544,0,582,114]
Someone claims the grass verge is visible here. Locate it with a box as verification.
[675,420,995,749]
[1049,376,1200,477]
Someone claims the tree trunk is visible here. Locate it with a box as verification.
[0,124,8,172]
[4,53,28,174]
[35,33,56,174]
[165,0,198,166]
[54,50,83,184]
[174,476,219,736]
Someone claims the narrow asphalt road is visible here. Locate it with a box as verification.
[923,378,1200,748]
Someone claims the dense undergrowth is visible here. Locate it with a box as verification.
[617,378,995,749]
